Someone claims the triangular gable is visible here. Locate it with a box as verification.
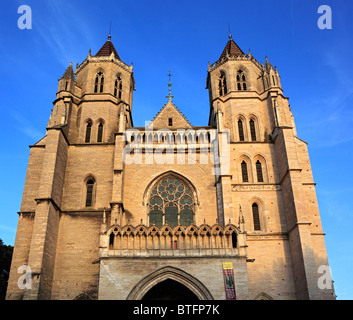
[150,100,192,129]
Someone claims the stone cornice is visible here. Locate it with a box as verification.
[210,89,287,105]
[76,55,133,75]
[287,221,312,234]
[232,184,281,192]
[246,233,288,241]
[34,197,61,212]
[45,125,70,146]
[17,211,35,217]
[209,54,263,73]
[278,168,303,185]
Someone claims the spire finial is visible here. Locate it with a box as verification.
[166,69,174,102]
[228,22,232,40]
[108,21,112,41]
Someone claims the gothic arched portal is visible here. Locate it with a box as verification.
[142,279,198,300]
[126,266,213,300]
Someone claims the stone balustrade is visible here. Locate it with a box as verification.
[99,223,245,258]
[124,128,217,147]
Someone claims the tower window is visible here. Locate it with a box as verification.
[236,70,247,91]
[252,203,261,230]
[94,72,104,93]
[238,119,245,141]
[256,160,264,182]
[249,119,256,141]
[94,77,98,93]
[97,122,103,143]
[218,71,227,96]
[168,118,173,126]
[100,76,104,93]
[241,161,248,182]
[85,178,95,207]
[114,75,122,99]
[85,121,92,143]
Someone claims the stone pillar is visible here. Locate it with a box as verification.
[213,127,232,227]
[273,127,321,300]
[24,128,68,299]
[111,132,125,226]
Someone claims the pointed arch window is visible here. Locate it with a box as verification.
[100,75,104,93]
[148,176,195,228]
[218,71,227,96]
[94,76,98,93]
[236,70,247,91]
[238,119,245,141]
[241,161,249,182]
[252,203,261,230]
[114,75,122,99]
[85,121,92,143]
[256,160,264,182]
[249,119,257,141]
[85,178,95,207]
[94,72,104,93]
[97,122,104,142]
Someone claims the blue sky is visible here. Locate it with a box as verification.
[0,0,352,299]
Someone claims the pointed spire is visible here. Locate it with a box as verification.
[61,62,75,80]
[218,36,245,62]
[265,56,274,72]
[95,35,120,60]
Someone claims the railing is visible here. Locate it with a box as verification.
[124,128,217,147]
[100,223,241,258]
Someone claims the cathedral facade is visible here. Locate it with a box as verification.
[6,35,335,300]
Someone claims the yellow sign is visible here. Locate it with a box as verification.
[223,262,233,270]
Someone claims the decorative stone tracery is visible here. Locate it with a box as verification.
[100,223,243,258]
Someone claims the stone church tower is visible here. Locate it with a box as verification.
[6,34,335,300]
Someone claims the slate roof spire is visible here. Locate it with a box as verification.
[95,33,120,60]
[218,36,245,61]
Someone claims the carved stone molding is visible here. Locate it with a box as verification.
[232,184,281,192]
[246,233,288,241]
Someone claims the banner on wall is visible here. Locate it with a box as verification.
[223,262,236,300]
